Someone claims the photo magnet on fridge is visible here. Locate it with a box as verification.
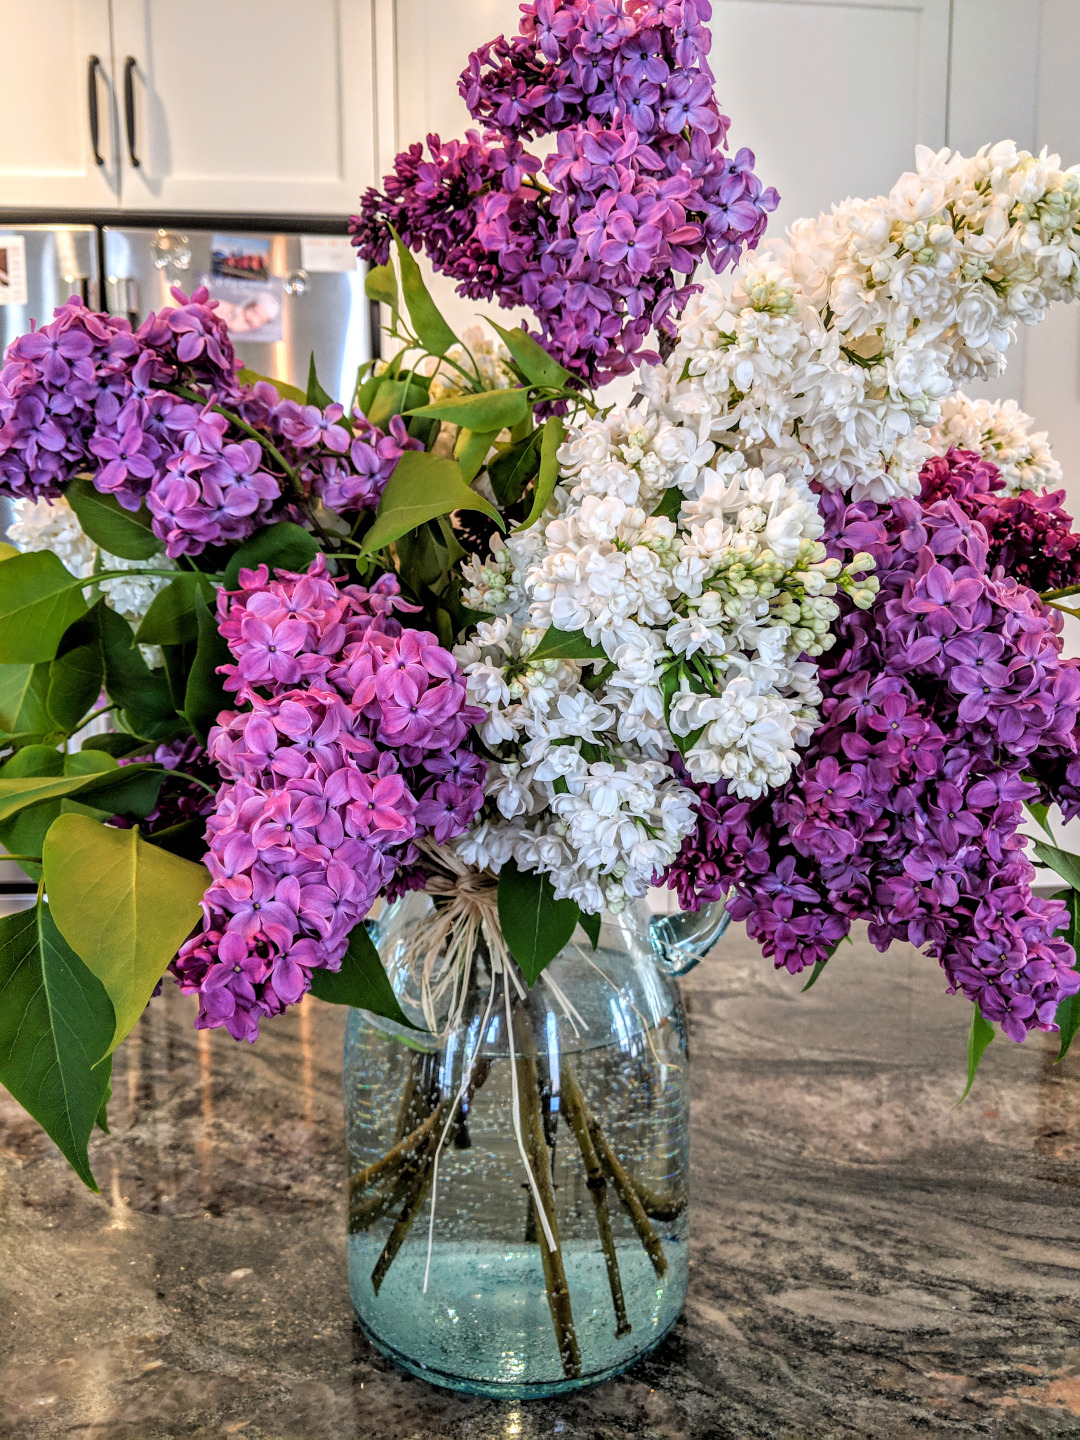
[0,235,29,307]
[210,234,272,281]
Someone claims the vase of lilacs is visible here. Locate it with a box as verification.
[2,0,1080,1402]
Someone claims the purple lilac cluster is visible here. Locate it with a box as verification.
[172,556,487,1041]
[351,0,777,384]
[665,472,1080,1042]
[0,293,412,556]
[921,448,1080,595]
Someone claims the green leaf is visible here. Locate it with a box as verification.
[1,744,64,779]
[579,910,601,951]
[43,813,208,1054]
[515,415,565,532]
[651,487,683,522]
[366,375,430,430]
[0,663,54,735]
[406,387,529,433]
[0,901,115,1190]
[455,428,500,486]
[800,934,850,992]
[222,521,320,591]
[134,572,214,646]
[307,922,420,1028]
[0,759,162,826]
[364,261,399,320]
[361,450,502,555]
[95,1056,113,1134]
[528,625,606,662]
[484,318,572,389]
[67,478,162,561]
[1032,840,1080,893]
[58,601,176,741]
[487,429,541,508]
[306,352,335,411]
[0,542,16,562]
[0,552,87,664]
[236,366,307,404]
[80,732,150,759]
[393,230,458,357]
[142,816,208,862]
[1052,887,1080,1062]
[46,640,104,732]
[497,859,579,986]
[1024,798,1054,839]
[957,1007,995,1106]
[184,593,232,745]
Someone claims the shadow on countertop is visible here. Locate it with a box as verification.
[1,923,1079,1439]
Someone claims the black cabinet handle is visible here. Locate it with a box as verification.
[123,56,141,169]
[87,55,105,167]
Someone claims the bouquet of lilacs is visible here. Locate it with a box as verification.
[0,0,1077,1215]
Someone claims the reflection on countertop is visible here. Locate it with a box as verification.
[1,923,1080,1439]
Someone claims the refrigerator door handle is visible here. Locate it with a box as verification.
[123,57,141,169]
[87,55,106,167]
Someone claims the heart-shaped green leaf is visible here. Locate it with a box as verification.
[134,572,214,647]
[307,922,420,1028]
[405,387,529,432]
[484,318,572,389]
[184,593,232,744]
[43,813,208,1054]
[515,415,565,532]
[497,859,579,986]
[0,662,53,735]
[0,900,115,1190]
[222,522,320,590]
[393,231,458,357]
[0,552,87,664]
[67,478,162,561]
[361,450,502,555]
[529,625,606,662]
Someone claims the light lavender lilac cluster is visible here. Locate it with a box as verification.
[0,292,413,556]
[666,452,1080,1042]
[352,0,777,383]
[172,558,487,1040]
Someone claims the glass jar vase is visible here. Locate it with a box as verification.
[343,892,728,1398]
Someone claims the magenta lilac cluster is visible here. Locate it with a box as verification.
[0,293,412,556]
[172,556,487,1041]
[920,447,1080,595]
[351,0,777,384]
[665,459,1080,1043]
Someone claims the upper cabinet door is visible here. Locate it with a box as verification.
[0,1,120,209]
[111,0,377,214]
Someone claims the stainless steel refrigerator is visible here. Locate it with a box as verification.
[0,222,371,404]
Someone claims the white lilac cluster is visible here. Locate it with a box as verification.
[8,496,175,663]
[452,140,1080,912]
[645,141,1080,503]
[453,410,875,912]
[928,392,1062,493]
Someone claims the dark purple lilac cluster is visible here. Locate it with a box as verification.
[351,0,777,384]
[0,293,413,557]
[172,556,487,1040]
[665,481,1080,1043]
[921,448,1080,595]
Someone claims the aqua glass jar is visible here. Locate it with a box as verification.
[343,892,728,1398]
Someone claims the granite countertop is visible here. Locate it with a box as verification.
[2,923,1079,1440]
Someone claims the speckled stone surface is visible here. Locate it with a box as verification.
[2,923,1080,1439]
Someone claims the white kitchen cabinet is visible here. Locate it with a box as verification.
[0,0,119,208]
[110,0,378,213]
